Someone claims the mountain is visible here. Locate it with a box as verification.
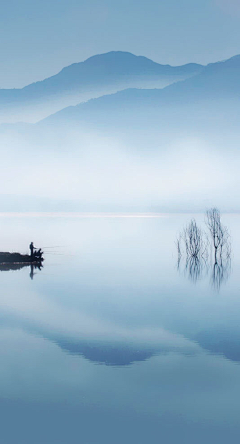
[0,51,203,123]
[41,53,240,134]
[1,53,240,214]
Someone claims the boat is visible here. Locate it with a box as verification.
[0,250,44,265]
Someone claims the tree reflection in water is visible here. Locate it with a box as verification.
[211,258,231,291]
[185,256,207,284]
[177,256,231,291]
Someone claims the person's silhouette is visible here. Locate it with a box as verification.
[30,264,34,280]
[29,242,35,257]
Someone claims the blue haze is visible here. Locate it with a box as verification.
[0,0,240,88]
[1,214,240,443]
[1,1,240,442]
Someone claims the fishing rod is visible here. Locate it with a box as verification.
[41,246,65,249]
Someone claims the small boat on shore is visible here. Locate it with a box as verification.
[0,250,44,265]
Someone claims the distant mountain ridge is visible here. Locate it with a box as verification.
[0,53,240,214]
[2,51,203,94]
[0,51,203,123]
[42,53,240,129]
[0,50,239,127]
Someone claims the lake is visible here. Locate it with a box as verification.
[0,212,240,444]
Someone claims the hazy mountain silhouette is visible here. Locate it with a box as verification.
[1,53,240,213]
[0,51,203,123]
[40,53,240,138]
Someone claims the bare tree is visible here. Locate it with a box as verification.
[182,219,206,259]
[176,209,231,289]
[205,208,230,262]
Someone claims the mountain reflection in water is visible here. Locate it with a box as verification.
[1,214,240,444]
[35,331,240,367]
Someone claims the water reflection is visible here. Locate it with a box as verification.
[35,333,198,366]
[195,328,240,363]
[1,215,240,444]
[54,339,156,366]
[0,262,43,280]
[178,256,231,290]
[11,323,240,367]
[184,257,208,283]
[54,334,240,366]
[211,259,231,291]
[29,263,43,280]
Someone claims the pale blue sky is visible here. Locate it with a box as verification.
[0,0,240,88]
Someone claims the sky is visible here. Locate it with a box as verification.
[0,0,240,88]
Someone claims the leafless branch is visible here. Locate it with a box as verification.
[205,208,231,262]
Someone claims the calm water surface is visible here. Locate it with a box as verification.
[1,213,240,444]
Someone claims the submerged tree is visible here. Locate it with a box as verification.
[205,208,230,263]
[179,219,207,259]
[176,209,231,290]
[176,219,208,282]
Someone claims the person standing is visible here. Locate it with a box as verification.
[29,242,35,257]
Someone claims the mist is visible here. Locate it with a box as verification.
[0,51,240,213]
[0,122,239,213]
